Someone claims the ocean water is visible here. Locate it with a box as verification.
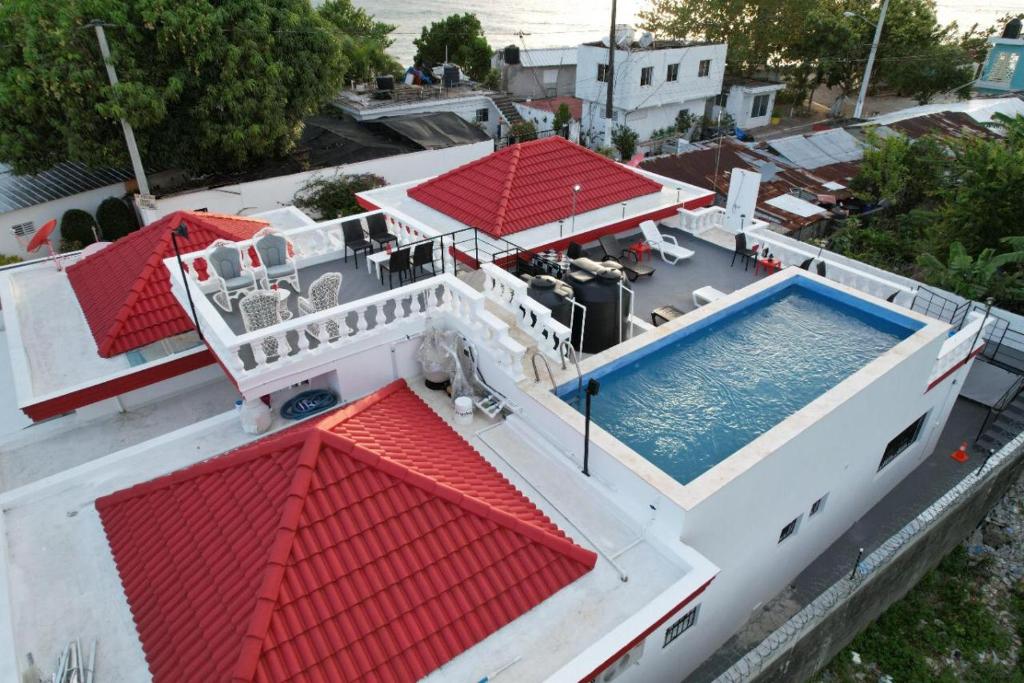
[563,286,914,485]
[344,1,1023,67]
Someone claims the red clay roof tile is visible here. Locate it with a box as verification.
[67,211,267,358]
[97,379,596,683]
[406,135,662,237]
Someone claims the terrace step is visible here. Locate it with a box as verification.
[488,93,525,125]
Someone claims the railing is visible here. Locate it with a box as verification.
[480,263,573,365]
[910,286,971,328]
[928,311,989,387]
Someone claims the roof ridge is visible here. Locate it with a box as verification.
[231,431,323,683]
[318,430,597,569]
[191,211,270,225]
[492,144,522,235]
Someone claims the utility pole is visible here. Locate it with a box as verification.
[87,20,150,195]
[852,0,890,120]
[604,0,617,147]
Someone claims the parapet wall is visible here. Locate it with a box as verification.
[712,432,1024,683]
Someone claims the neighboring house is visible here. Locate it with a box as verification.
[514,96,583,141]
[493,46,578,99]
[139,113,494,221]
[334,83,506,138]
[576,26,727,145]
[0,162,134,259]
[976,18,1024,95]
[714,77,786,131]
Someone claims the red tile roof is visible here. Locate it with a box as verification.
[97,380,596,683]
[521,97,583,121]
[407,135,663,237]
[67,211,267,357]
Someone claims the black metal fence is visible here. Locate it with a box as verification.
[493,126,569,151]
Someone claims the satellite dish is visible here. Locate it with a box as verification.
[638,32,654,48]
[26,218,64,271]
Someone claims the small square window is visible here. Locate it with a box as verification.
[640,66,653,86]
[879,414,927,471]
[663,605,699,647]
[475,108,489,123]
[597,63,609,83]
[698,59,711,77]
[751,93,771,118]
[810,494,828,516]
[666,63,679,82]
[779,516,801,543]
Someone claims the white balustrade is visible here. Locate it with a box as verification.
[678,206,725,235]
[480,264,573,364]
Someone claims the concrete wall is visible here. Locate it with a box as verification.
[977,39,1024,94]
[514,103,581,142]
[714,431,1024,683]
[666,321,963,682]
[138,141,493,222]
[503,65,577,99]
[344,95,504,138]
[0,182,128,259]
[719,85,784,130]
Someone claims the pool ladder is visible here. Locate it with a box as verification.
[531,342,583,403]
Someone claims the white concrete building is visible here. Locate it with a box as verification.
[334,87,506,138]
[715,78,787,131]
[576,29,727,146]
[493,46,578,99]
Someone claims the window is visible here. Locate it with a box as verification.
[779,515,801,543]
[600,640,645,681]
[988,52,1020,84]
[475,108,489,123]
[879,414,927,471]
[666,63,679,82]
[810,494,829,517]
[714,92,728,108]
[698,59,711,77]
[640,66,653,86]
[663,606,699,647]
[597,63,609,83]
[9,221,34,239]
[751,93,771,118]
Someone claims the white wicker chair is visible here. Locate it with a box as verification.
[207,240,259,312]
[253,228,300,291]
[297,272,343,340]
[239,290,284,360]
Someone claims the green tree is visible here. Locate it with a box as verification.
[294,173,386,220]
[885,42,974,104]
[481,68,501,90]
[917,239,1024,302]
[0,0,347,176]
[552,103,572,137]
[318,0,403,84]
[611,126,638,159]
[413,14,492,81]
[60,209,98,251]
[96,196,139,240]
[852,131,948,212]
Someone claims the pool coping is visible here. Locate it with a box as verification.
[525,268,950,512]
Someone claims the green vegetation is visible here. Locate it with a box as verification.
[96,196,138,241]
[816,547,1023,682]
[318,0,403,84]
[552,103,573,137]
[413,13,492,81]
[829,114,1024,311]
[509,120,538,143]
[0,0,350,175]
[293,173,385,220]
[59,209,98,252]
[481,68,501,91]
[639,0,985,108]
[0,254,23,266]
[611,125,639,160]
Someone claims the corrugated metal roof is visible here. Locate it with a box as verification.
[769,129,863,169]
[0,161,133,214]
[520,47,577,68]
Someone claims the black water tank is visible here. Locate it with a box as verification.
[1004,18,1022,39]
[376,75,395,91]
[568,268,630,353]
[504,45,521,65]
[443,65,461,87]
[527,275,573,328]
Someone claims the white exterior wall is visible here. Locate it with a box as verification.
[719,84,785,130]
[576,43,726,145]
[343,95,503,138]
[514,103,582,142]
[665,327,962,681]
[0,182,128,259]
[138,141,493,222]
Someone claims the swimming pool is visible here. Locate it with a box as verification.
[560,278,923,486]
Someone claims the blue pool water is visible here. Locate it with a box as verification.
[561,280,921,485]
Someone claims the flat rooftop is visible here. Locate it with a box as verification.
[0,376,714,682]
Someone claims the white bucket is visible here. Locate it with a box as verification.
[454,396,474,425]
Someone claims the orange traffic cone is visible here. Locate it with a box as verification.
[951,441,969,463]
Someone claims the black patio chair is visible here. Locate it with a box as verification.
[411,241,436,280]
[730,233,758,270]
[366,213,397,249]
[597,234,636,263]
[380,247,412,288]
[341,219,372,268]
[816,260,827,277]
[566,241,585,260]
[799,257,814,270]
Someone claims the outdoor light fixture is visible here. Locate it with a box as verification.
[559,219,565,238]
[571,184,582,233]
[621,201,627,219]
[582,377,600,477]
[170,221,204,342]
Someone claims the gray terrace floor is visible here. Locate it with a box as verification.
[688,396,990,682]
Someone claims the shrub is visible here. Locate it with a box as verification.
[611,125,638,160]
[0,254,22,266]
[60,209,97,248]
[481,68,500,90]
[509,120,537,143]
[96,197,139,241]
[294,173,387,220]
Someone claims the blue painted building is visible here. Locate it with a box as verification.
[977,19,1024,95]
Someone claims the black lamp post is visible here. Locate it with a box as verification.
[583,378,600,476]
[170,221,203,342]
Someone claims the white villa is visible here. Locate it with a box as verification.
[0,136,1006,683]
